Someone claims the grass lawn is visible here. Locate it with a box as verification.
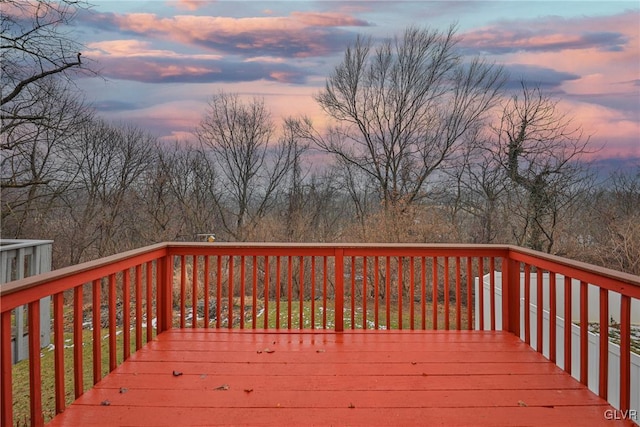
[11,327,153,426]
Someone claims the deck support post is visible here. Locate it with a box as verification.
[502,252,520,337]
[335,248,344,332]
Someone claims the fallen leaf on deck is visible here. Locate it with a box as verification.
[100,400,110,406]
[518,400,527,407]
[119,387,128,394]
[244,388,254,393]
[257,348,275,354]
[316,349,326,353]
[214,384,230,391]
[411,361,417,365]
[348,403,356,408]
[172,370,183,377]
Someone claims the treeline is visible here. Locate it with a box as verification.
[1,87,638,275]
[1,2,638,275]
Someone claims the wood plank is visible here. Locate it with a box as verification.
[88,373,587,391]
[145,340,531,352]
[113,361,564,376]
[47,405,635,427]
[71,388,605,408]
[156,329,524,343]
[128,349,548,363]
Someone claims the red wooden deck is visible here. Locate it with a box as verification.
[47,329,633,427]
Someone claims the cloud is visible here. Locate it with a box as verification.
[558,100,640,159]
[169,0,206,11]
[86,10,368,58]
[465,11,639,122]
[86,39,308,84]
[91,56,306,84]
[94,100,140,112]
[459,13,635,55]
[461,29,627,55]
[88,40,222,60]
[502,64,580,91]
[291,11,370,27]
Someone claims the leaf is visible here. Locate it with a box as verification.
[411,361,417,365]
[214,384,230,391]
[316,349,326,353]
[518,400,527,407]
[257,348,275,354]
[100,400,110,406]
[172,370,183,377]
[244,388,254,393]
[119,387,128,394]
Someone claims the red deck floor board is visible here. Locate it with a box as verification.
[47,329,635,426]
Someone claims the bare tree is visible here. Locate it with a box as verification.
[1,0,94,239]
[448,133,509,243]
[294,25,505,208]
[58,119,157,263]
[160,143,222,240]
[0,0,87,108]
[493,82,595,252]
[1,78,92,237]
[196,92,303,240]
[584,168,640,275]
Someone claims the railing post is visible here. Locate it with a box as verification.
[1,311,13,427]
[502,252,520,336]
[620,295,631,412]
[334,248,344,332]
[158,253,174,333]
[28,300,43,426]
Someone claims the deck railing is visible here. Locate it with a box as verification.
[1,243,638,426]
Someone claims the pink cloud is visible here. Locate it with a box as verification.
[88,55,220,83]
[269,71,300,83]
[555,100,640,159]
[170,0,206,11]
[105,81,328,144]
[462,12,637,54]
[291,11,370,27]
[87,39,221,60]
[104,11,367,57]
[468,11,638,149]
[501,14,638,75]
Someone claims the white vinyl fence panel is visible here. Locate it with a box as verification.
[475,272,640,413]
[0,239,53,364]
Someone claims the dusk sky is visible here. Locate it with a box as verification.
[73,1,639,162]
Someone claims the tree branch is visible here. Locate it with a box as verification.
[1,53,81,106]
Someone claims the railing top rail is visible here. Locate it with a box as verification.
[2,242,638,312]
[166,242,511,257]
[507,245,640,290]
[166,242,511,249]
[0,243,168,311]
[0,239,54,252]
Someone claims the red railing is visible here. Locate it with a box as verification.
[0,243,638,426]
